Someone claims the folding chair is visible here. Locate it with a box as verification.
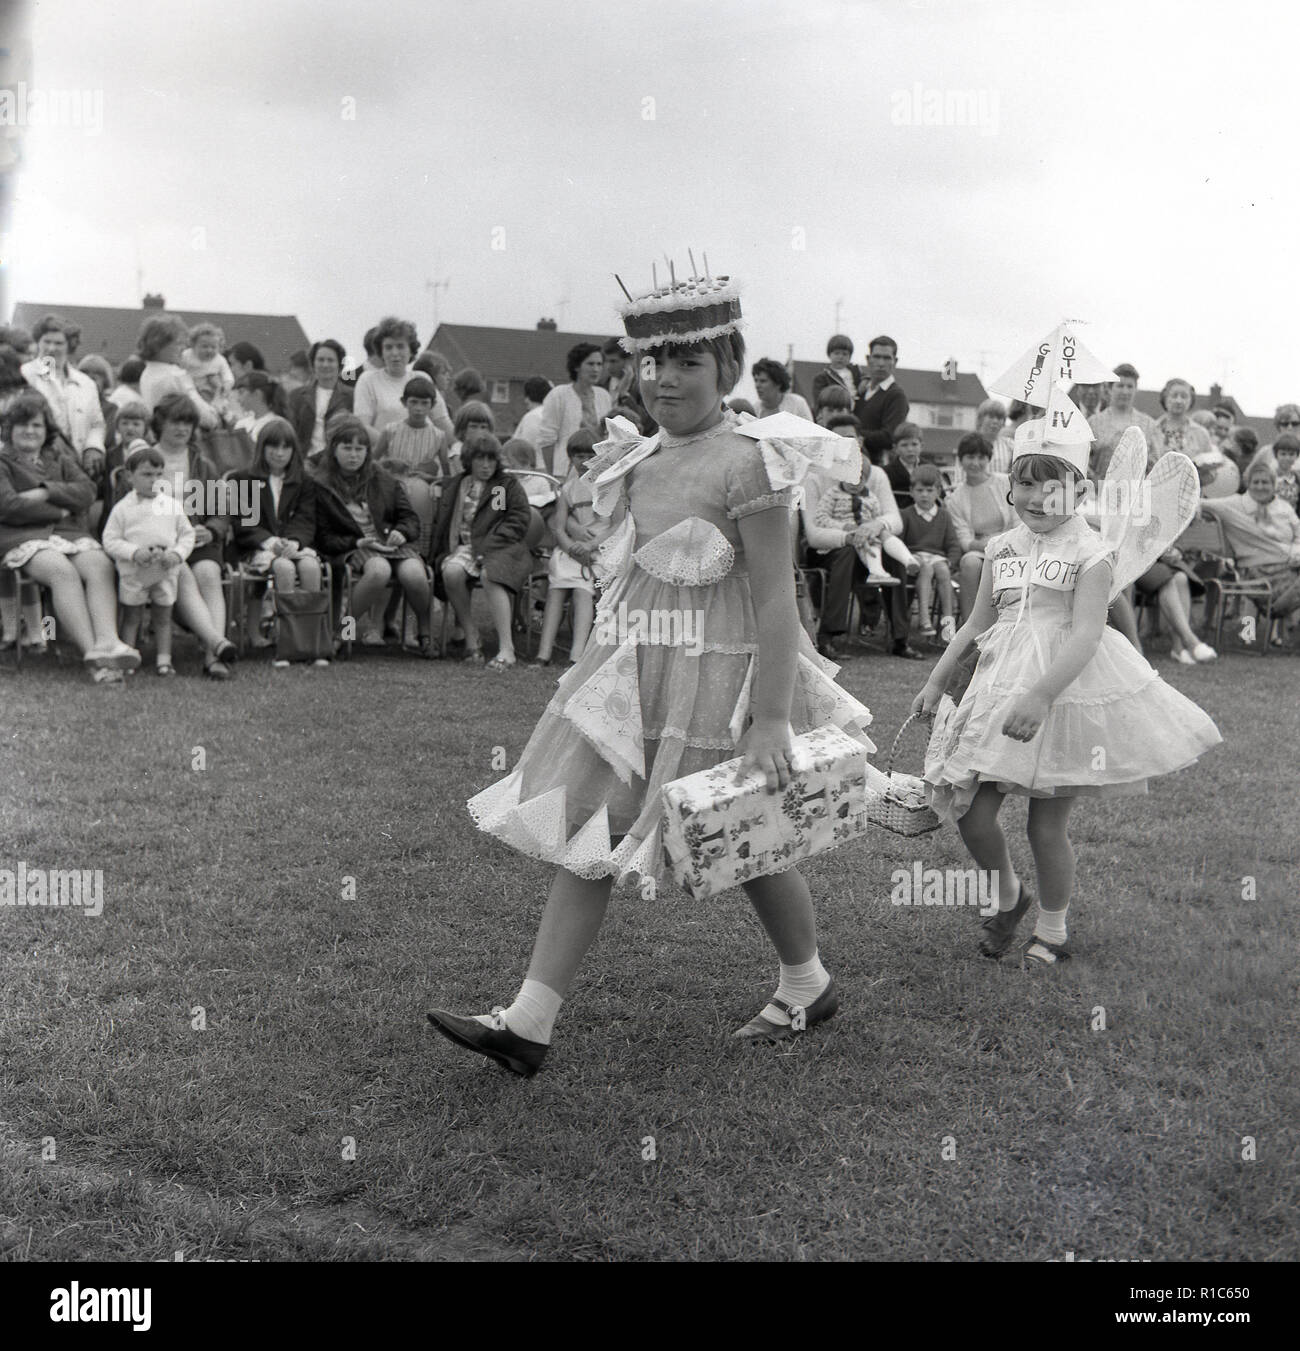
[1177,513,1273,654]
[0,568,51,668]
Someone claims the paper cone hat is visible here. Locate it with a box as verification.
[1012,385,1093,477]
[991,322,1115,408]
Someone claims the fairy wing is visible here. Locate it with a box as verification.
[1106,449,1201,599]
[1099,426,1149,555]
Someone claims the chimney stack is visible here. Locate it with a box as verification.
[536,317,557,331]
[142,293,166,310]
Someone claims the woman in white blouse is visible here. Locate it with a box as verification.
[534,343,612,480]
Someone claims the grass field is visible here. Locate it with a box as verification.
[1,629,1296,1262]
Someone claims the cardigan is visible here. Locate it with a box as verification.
[534,383,612,479]
[288,381,354,457]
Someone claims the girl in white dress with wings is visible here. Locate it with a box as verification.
[913,418,1221,965]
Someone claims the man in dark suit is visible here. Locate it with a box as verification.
[853,335,910,465]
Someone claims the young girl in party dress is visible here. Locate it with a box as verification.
[912,412,1221,965]
[428,275,874,1076]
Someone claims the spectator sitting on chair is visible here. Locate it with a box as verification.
[0,392,141,681]
[534,429,622,667]
[751,358,812,420]
[234,419,323,656]
[1227,426,1258,487]
[1149,378,1213,467]
[884,420,925,510]
[375,376,446,475]
[1133,532,1216,666]
[447,400,495,477]
[108,355,146,412]
[1200,460,1300,645]
[946,431,1015,624]
[514,376,553,452]
[800,412,924,661]
[814,383,853,426]
[502,436,555,508]
[431,432,531,671]
[898,463,961,645]
[290,338,353,464]
[313,415,433,657]
[1245,402,1300,478]
[232,370,282,444]
[815,443,919,581]
[1270,434,1299,508]
[410,350,456,443]
[451,367,487,411]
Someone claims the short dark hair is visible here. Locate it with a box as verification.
[956,432,992,460]
[1112,363,1140,382]
[566,427,598,458]
[826,334,853,357]
[825,413,863,436]
[309,338,346,367]
[867,335,898,359]
[361,327,379,358]
[893,421,923,444]
[117,356,146,386]
[911,463,943,488]
[523,376,552,404]
[751,357,791,392]
[228,341,266,370]
[1159,378,1195,411]
[1273,433,1300,457]
[452,367,486,400]
[31,313,82,351]
[137,315,189,361]
[465,431,503,469]
[1212,403,1235,419]
[374,317,418,354]
[454,400,495,439]
[402,376,437,403]
[1,392,56,443]
[125,443,165,472]
[566,342,603,381]
[816,385,853,411]
[150,392,200,438]
[1231,426,1259,455]
[601,337,624,356]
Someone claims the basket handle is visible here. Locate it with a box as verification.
[886,711,929,781]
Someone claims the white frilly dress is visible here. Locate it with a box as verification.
[467,414,876,888]
[924,513,1222,822]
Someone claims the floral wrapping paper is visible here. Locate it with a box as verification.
[660,724,872,900]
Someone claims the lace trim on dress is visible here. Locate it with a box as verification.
[727,489,796,520]
[632,517,735,585]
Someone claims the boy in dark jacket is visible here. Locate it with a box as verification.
[898,463,960,643]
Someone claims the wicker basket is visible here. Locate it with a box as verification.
[865,712,942,837]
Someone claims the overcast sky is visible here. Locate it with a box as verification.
[8,0,1298,412]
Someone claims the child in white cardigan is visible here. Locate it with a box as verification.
[101,443,195,676]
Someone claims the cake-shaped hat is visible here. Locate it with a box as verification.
[615,256,743,354]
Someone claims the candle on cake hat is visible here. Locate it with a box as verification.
[615,261,744,353]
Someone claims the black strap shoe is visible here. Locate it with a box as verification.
[732,979,839,1042]
[891,641,926,661]
[978,881,1034,958]
[426,1008,548,1077]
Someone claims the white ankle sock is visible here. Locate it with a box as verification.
[999,874,1023,913]
[761,953,831,1026]
[474,979,562,1045]
[1033,906,1068,946]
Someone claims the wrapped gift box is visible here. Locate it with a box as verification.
[660,724,873,900]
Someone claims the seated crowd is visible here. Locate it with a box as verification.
[1,314,1296,684]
